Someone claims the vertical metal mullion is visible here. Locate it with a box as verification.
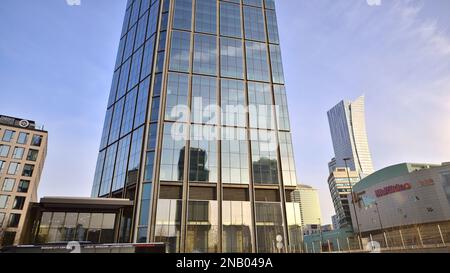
[240,0,258,254]
[148,0,171,243]
[261,0,290,253]
[216,0,223,254]
[180,0,197,253]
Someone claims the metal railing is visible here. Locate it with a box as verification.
[302,222,450,253]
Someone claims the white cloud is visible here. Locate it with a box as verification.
[66,0,81,6]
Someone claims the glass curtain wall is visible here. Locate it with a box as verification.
[92,0,300,253]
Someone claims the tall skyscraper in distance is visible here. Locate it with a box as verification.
[327,95,374,178]
[91,0,301,253]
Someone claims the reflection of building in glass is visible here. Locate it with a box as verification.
[252,158,279,185]
[177,147,211,182]
[91,0,301,253]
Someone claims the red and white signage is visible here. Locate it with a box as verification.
[375,183,412,198]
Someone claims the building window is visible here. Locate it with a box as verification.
[155,199,183,253]
[442,173,450,206]
[17,180,30,193]
[91,150,106,198]
[165,73,189,122]
[147,2,160,38]
[160,122,188,182]
[26,149,39,162]
[134,77,151,129]
[35,212,116,244]
[31,135,43,147]
[147,123,158,151]
[265,9,279,44]
[0,195,10,209]
[286,202,303,251]
[2,178,15,192]
[193,34,217,76]
[17,132,29,145]
[245,41,269,82]
[191,75,218,125]
[274,85,290,131]
[126,127,144,186]
[127,48,143,91]
[12,196,26,210]
[243,0,263,7]
[169,30,192,73]
[189,124,219,183]
[120,87,138,138]
[222,201,253,253]
[221,79,246,128]
[112,135,132,192]
[195,0,217,34]
[12,147,25,160]
[0,145,10,158]
[173,0,192,31]
[138,182,153,229]
[248,82,275,129]
[2,232,16,246]
[186,200,219,253]
[123,26,137,62]
[220,2,242,38]
[117,59,131,100]
[99,143,118,197]
[269,44,285,84]
[135,11,149,49]
[265,0,276,10]
[221,127,249,185]
[7,162,20,175]
[8,213,21,228]
[108,98,125,145]
[220,37,244,79]
[0,160,5,174]
[99,108,113,150]
[255,202,284,253]
[2,130,15,142]
[250,129,279,185]
[0,212,5,227]
[22,164,35,177]
[279,132,297,187]
[243,6,266,42]
[141,36,156,80]
[144,152,155,182]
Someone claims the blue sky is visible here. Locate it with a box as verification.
[1,0,449,225]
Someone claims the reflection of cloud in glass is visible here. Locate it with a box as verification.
[66,0,81,6]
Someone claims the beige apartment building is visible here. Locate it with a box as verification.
[0,115,47,246]
[327,168,360,229]
[291,185,322,235]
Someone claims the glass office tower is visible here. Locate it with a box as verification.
[92,0,302,253]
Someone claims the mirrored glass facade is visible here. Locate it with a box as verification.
[92,0,300,253]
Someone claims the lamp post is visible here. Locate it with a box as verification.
[318,218,323,252]
[343,157,363,247]
[374,202,384,231]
